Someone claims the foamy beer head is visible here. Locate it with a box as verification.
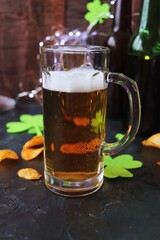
[42,67,107,92]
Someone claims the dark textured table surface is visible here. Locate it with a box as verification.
[0,103,160,240]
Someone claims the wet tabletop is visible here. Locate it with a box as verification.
[0,103,160,240]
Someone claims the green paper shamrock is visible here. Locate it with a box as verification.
[104,154,143,178]
[115,133,124,141]
[115,133,135,142]
[91,110,103,133]
[85,0,110,25]
[6,114,43,136]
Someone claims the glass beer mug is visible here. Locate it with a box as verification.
[41,45,141,197]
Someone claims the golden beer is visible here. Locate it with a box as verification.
[42,67,107,195]
[43,87,107,181]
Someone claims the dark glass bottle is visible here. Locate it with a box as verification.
[126,0,160,137]
[104,0,132,119]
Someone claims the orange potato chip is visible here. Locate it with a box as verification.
[142,133,160,149]
[21,136,44,160]
[64,114,72,121]
[60,137,101,154]
[17,168,42,180]
[51,143,55,152]
[63,115,90,127]
[0,149,19,162]
[23,136,44,149]
[72,117,90,126]
[21,147,44,160]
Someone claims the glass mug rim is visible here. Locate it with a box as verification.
[41,45,110,54]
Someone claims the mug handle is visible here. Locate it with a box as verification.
[101,72,141,156]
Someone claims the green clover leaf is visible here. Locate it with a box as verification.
[104,154,143,178]
[6,114,43,136]
[115,133,124,141]
[115,133,135,142]
[91,110,102,127]
[85,0,110,25]
[91,110,103,134]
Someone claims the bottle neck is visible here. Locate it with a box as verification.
[138,0,160,33]
[113,0,132,32]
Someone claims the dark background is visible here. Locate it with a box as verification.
[0,0,141,97]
